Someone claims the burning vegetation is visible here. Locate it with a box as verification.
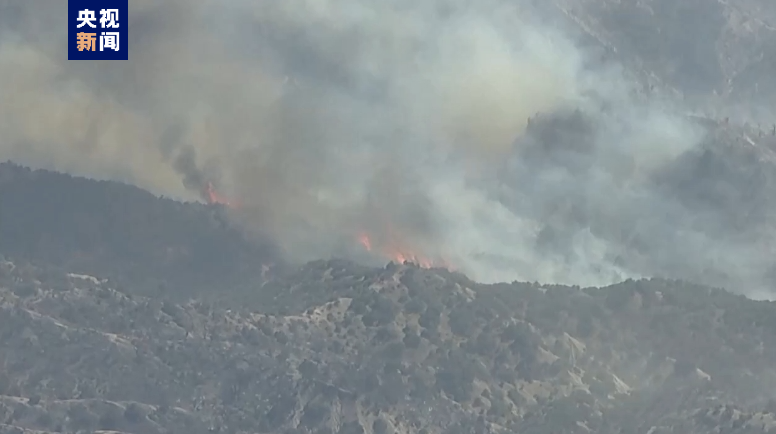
[357,231,452,270]
[202,181,451,269]
[203,182,240,209]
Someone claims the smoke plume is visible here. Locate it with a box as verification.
[1,0,773,296]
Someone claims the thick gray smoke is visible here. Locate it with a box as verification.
[1,0,772,296]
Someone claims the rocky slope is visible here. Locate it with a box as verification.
[4,159,776,433]
[1,255,776,434]
[542,0,776,104]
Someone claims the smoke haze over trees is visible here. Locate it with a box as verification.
[1,0,776,295]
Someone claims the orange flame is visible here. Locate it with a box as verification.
[357,231,451,270]
[205,182,240,209]
[358,233,372,251]
[203,182,450,269]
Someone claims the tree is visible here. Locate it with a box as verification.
[403,331,421,349]
[449,307,476,336]
[299,360,319,378]
[338,421,364,434]
[419,306,441,330]
[604,286,634,311]
[362,298,397,327]
[261,396,297,432]
[501,322,534,346]
[435,369,473,403]
[473,332,499,356]
[124,402,144,424]
[379,372,405,406]
[373,418,392,434]
[300,401,328,429]
[67,406,96,431]
[98,405,123,431]
[382,342,405,361]
[349,297,369,316]
[673,359,697,377]
[404,298,426,314]
[488,394,510,418]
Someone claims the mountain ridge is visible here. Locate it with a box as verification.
[1,253,776,433]
[2,160,776,432]
[0,161,277,303]
[543,0,776,104]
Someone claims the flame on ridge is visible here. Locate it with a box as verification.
[357,231,451,269]
[204,182,240,209]
[202,182,451,270]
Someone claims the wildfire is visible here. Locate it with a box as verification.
[204,182,240,209]
[357,233,372,251]
[357,231,451,269]
[201,182,450,270]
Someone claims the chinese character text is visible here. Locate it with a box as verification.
[77,9,97,28]
[100,32,120,51]
[76,32,97,51]
[99,9,119,28]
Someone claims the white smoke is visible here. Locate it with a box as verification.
[1,0,773,296]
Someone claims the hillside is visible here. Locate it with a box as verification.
[544,0,776,104]
[1,257,776,434]
[1,164,776,433]
[0,162,277,302]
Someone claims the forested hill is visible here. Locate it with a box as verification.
[0,162,275,300]
[1,256,776,433]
